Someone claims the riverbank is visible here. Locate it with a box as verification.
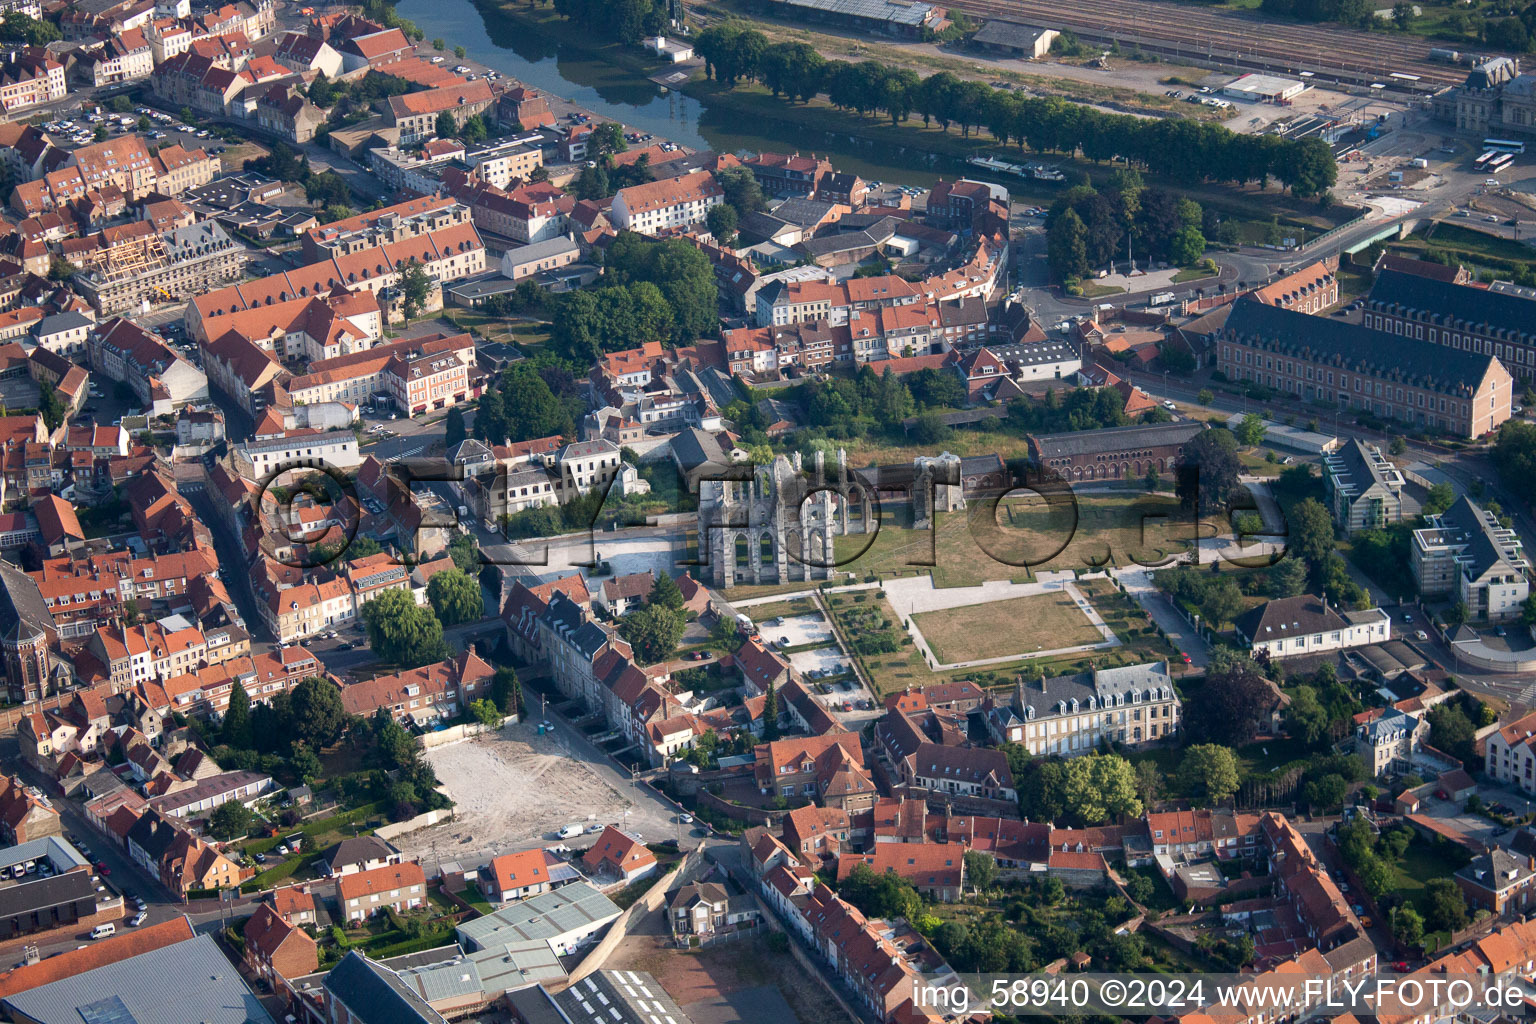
[463,0,1359,233]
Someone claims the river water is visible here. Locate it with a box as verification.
[394,0,956,186]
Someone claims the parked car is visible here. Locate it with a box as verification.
[129,912,148,927]
[93,862,109,876]
[1415,630,1428,641]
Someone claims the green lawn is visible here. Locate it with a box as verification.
[836,492,1205,589]
[914,591,1104,662]
[454,887,495,916]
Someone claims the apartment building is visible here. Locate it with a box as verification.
[1411,495,1529,618]
[987,661,1180,754]
[742,152,832,198]
[78,28,155,86]
[73,221,247,316]
[1217,298,1512,440]
[232,430,360,479]
[1363,267,1536,381]
[301,197,469,261]
[1323,439,1405,535]
[284,332,475,414]
[386,81,495,144]
[1250,259,1339,314]
[1484,710,1536,795]
[609,171,724,236]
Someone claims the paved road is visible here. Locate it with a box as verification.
[1111,566,1212,669]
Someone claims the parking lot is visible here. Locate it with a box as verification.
[757,613,834,650]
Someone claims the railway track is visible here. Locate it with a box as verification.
[947,0,1478,89]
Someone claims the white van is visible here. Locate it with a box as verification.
[90,923,115,939]
[557,824,584,839]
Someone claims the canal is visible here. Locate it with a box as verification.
[394,0,959,186]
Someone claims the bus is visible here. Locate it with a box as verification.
[1487,152,1515,172]
[1473,150,1497,169]
[1483,138,1526,154]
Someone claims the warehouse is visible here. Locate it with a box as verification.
[970,20,1059,59]
[1223,73,1307,103]
[764,0,948,38]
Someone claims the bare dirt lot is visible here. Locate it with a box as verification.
[605,907,850,1024]
[392,720,677,865]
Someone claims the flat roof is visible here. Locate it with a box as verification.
[455,882,620,951]
[1225,73,1304,95]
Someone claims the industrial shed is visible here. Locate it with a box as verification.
[970,20,1059,58]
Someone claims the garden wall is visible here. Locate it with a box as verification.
[417,715,519,751]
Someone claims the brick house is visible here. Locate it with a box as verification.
[581,826,657,885]
[244,902,319,988]
[338,862,426,922]
[479,849,551,904]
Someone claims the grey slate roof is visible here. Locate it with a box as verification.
[1224,298,1500,394]
[670,426,727,472]
[0,558,51,645]
[35,311,93,336]
[1367,268,1536,338]
[972,19,1054,49]
[1,933,272,1024]
[1235,594,1347,644]
[1015,661,1173,718]
[325,950,448,1023]
[1029,420,1203,459]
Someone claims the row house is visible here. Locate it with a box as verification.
[76,28,155,86]
[0,49,66,113]
[283,331,471,412]
[187,221,486,342]
[1218,297,1512,440]
[88,318,208,411]
[204,289,382,367]
[336,650,493,727]
[30,547,216,639]
[123,806,244,896]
